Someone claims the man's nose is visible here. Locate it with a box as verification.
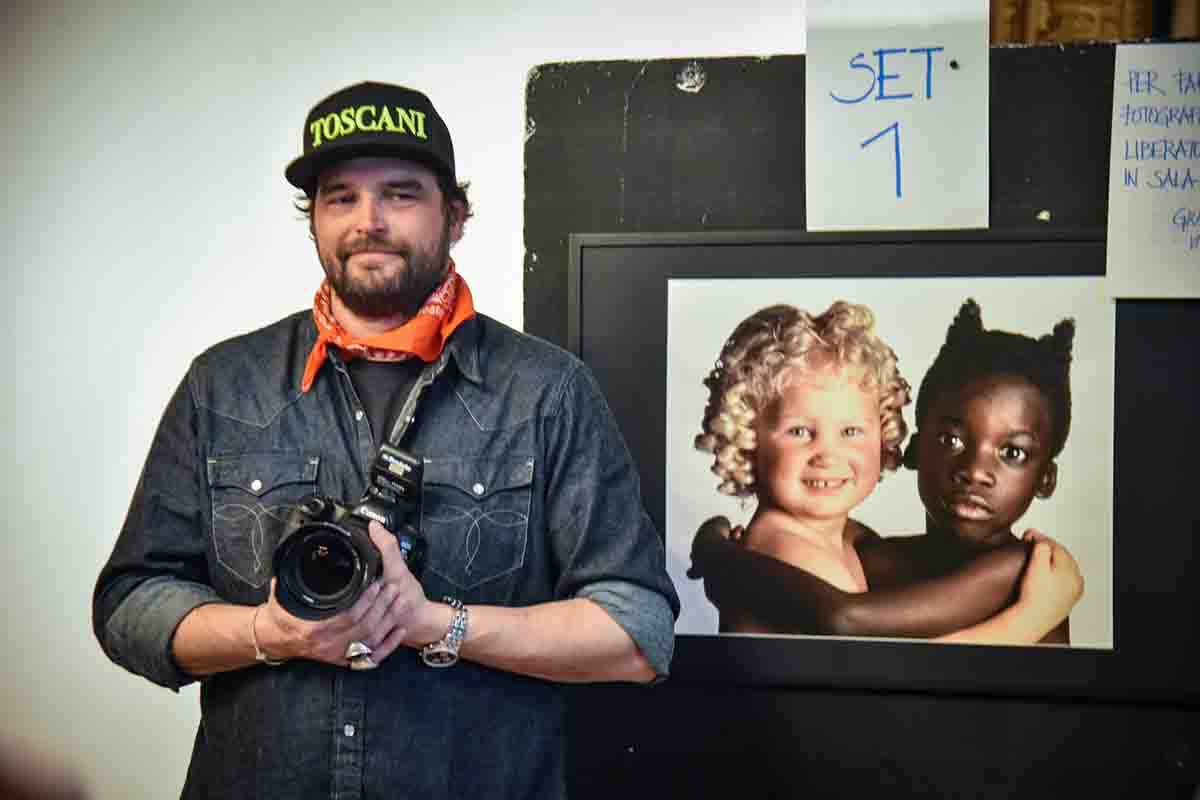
[353,195,386,234]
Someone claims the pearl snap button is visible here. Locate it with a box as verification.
[472,483,485,495]
[344,724,355,737]
[250,479,262,492]
[355,410,365,421]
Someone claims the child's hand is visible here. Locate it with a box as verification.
[687,516,733,579]
[1020,528,1061,548]
[1016,528,1084,629]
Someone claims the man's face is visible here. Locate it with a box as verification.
[311,157,463,321]
[916,373,1057,544]
[753,365,883,524]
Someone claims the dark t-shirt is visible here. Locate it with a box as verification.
[345,357,425,445]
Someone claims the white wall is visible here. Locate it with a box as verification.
[1,3,808,798]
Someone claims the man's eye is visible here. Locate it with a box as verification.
[999,445,1029,465]
[384,191,416,201]
[842,425,864,437]
[936,432,963,450]
[786,426,812,440]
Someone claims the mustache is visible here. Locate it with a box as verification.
[337,234,410,261]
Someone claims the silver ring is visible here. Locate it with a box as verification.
[349,654,378,671]
[345,641,373,660]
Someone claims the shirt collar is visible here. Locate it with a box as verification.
[442,315,483,385]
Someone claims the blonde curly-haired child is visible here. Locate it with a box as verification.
[692,300,1081,643]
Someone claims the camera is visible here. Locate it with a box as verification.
[273,443,427,620]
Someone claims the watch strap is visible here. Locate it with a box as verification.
[420,597,468,668]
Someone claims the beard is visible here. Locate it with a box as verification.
[320,214,453,320]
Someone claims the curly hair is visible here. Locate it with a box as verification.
[694,302,912,497]
[903,298,1075,467]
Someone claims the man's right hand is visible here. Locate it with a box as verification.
[254,576,389,667]
[255,521,431,669]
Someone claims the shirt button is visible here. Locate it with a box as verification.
[344,724,355,737]
[472,483,485,495]
[355,410,365,421]
[250,479,262,493]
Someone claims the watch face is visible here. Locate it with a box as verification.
[421,643,458,668]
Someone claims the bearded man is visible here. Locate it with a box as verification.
[94,81,678,800]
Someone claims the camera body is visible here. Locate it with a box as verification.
[273,444,427,620]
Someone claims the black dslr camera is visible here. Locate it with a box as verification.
[273,444,427,620]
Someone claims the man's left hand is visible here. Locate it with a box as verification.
[351,521,445,665]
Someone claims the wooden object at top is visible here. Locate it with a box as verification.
[990,0,1153,42]
[1173,0,1199,37]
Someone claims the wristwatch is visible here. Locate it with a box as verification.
[420,597,468,668]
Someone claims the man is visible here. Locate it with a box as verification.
[94,81,679,799]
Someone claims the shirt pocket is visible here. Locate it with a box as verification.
[207,453,320,589]
[421,455,533,600]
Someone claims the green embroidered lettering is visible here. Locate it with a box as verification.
[355,105,377,131]
[340,108,356,135]
[309,119,324,148]
[321,113,342,143]
[377,105,397,132]
[396,108,427,139]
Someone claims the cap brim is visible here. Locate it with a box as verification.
[285,141,454,193]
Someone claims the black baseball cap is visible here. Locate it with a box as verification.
[285,81,456,194]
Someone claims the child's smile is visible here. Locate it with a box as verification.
[803,478,852,491]
[916,373,1057,545]
[754,366,883,525]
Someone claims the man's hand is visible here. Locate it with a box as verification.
[1013,528,1085,631]
[256,521,440,668]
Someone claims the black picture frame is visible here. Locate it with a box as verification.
[567,229,1199,706]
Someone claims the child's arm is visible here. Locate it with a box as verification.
[690,516,1031,637]
[937,532,1082,644]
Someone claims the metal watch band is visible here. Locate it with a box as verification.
[420,597,468,668]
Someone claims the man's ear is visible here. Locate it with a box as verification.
[447,199,467,245]
[901,431,920,471]
[1036,461,1058,499]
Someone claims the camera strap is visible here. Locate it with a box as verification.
[384,350,449,448]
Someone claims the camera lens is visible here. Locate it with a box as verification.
[275,522,372,620]
[297,530,357,598]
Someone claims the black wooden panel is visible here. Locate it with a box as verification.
[523,42,1200,799]
[525,45,1119,347]
[525,55,808,347]
[566,684,1200,800]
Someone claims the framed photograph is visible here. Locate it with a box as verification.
[568,230,1199,703]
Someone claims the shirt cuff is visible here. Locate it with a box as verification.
[102,576,223,691]
[575,579,675,679]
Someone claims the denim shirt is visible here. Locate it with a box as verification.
[94,311,679,800]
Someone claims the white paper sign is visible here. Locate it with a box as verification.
[1106,43,1200,298]
[805,1,989,231]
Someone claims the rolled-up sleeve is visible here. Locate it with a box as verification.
[543,362,680,678]
[93,371,217,690]
[576,579,675,677]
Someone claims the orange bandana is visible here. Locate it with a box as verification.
[301,260,475,392]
